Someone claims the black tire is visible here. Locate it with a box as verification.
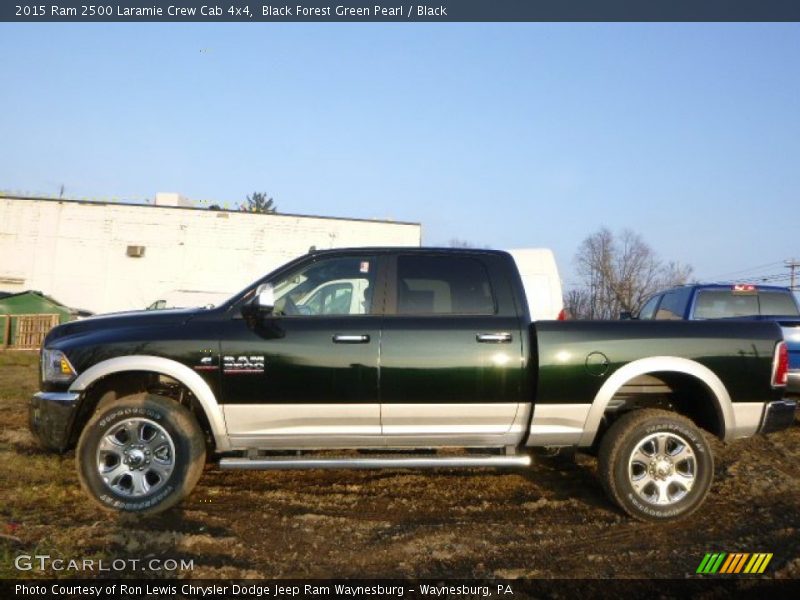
[76,393,206,515]
[598,409,714,522]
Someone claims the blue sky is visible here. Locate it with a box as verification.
[1,23,798,287]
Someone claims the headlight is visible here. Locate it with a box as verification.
[41,349,77,383]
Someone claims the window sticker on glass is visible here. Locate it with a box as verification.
[360,261,370,273]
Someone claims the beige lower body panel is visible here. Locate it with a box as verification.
[381,402,522,435]
[228,434,383,450]
[380,402,529,447]
[728,402,765,439]
[224,403,381,437]
[223,402,530,450]
[525,403,592,447]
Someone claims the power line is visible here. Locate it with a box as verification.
[704,260,786,281]
[711,272,792,286]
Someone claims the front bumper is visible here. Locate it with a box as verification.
[29,391,80,452]
[759,399,798,434]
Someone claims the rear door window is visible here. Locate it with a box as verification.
[396,255,496,315]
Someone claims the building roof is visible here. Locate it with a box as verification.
[0,193,421,227]
[0,290,93,316]
[0,290,66,305]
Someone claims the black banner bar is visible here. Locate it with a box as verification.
[4,579,800,600]
[3,1,800,23]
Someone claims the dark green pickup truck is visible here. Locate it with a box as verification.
[29,248,795,521]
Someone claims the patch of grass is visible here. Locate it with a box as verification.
[0,351,39,430]
[0,350,39,368]
[0,355,210,580]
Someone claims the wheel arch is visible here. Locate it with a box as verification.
[69,355,230,452]
[578,356,738,447]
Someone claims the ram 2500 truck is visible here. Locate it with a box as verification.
[29,248,796,522]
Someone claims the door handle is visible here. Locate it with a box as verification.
[476,332,512,343]
[333,334,370,344]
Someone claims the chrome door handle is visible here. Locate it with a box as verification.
[476,332,512,343]
[333,334,370,344]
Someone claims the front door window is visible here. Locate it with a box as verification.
[271,257,376,316]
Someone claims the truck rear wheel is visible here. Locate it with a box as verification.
[598,409,713,522]
[76,393,206,515]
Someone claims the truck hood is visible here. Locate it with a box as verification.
[44,307,209,346]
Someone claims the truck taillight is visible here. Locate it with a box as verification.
[557,308,567,321]
[772,341,789,387]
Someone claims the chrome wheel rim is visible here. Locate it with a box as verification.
[96,418,176,497]
[627,432,696,506]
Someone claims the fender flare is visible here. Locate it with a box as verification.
[69,355,230,451]
[578,356,736,446]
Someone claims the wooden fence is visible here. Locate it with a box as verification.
[0,314,61,349]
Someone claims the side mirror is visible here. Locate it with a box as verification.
[255,284,275,313]
[243,284,276,319]
[619,311,633,320]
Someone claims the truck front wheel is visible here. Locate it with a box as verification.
[598,409,714,522]
[76,393,206,515]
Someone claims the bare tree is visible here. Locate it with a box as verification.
[240,191,277,214]
[564,288,592,320]
[572,228,693,319]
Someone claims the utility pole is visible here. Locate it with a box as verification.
[786,259,800,291]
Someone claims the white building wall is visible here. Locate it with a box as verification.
[0,197,421,314]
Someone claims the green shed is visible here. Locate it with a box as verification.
[0,291,76,349]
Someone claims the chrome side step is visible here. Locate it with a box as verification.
[219,454,531,471]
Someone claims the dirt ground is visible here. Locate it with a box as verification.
[1,351,799,581]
